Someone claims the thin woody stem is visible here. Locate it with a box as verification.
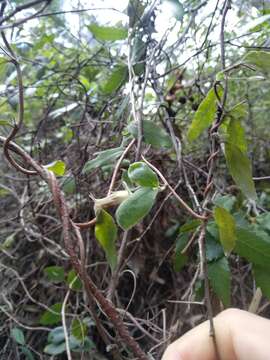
[142,156,207,220]
[108,138,135,195]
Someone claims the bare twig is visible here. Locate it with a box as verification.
[142,156,207,220]
[220,0,231,70]
[1,31,37,175]
[0,0,51,30]
[0,306,51,332]
[107,139,135,195]
[61,289,72,360]
[253,176,270,181]
[107,231,129,301]
[198,225,221,359]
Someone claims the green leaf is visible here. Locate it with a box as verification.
[0,188,10,197]
[179,219,201,233]
[213,195,236,212]
[132,36,147,63]
[235,227,270,268]
[206,233,224,261]
[11,328,25,345]
[244,51,270,74]
[224,110,256,200]
[214,206,236,254]
[88,24,128,41]
[128,162,159,188]
[116,187,158,230]
[48,327,65,344]
[226,115,247,153]
[187,86,223,142]
[71,318,87,342]
[173,233,188,272]
[67,270,82,291]
[225,142,257,200]
[165,222,179,238]
[95,209,118,271]
[44,266,65,283]
[40,303,62,326]
[127,120,172,149]
[101,65,128,94]
[122,169,134,188]
[164,0,184,20]
[244,14,270,32]
[227,102,248,121]
[207,221,219,239]
[20,347,35,360]
[253,265,270,299]
[208,257,231,307]
[61,126,73,143]
[256,212,270,232]
[0,120,11,126]
[1,233,16,249]
[131,37,146,75]
[44,160,66,176]
[82,147,124,175]
[62,176,76,195]
[44,342,66,355]
[45,327,94,355]
[234,211,250,228]
[70,336,95,352]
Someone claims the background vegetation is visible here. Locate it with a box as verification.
[1,0,270,359]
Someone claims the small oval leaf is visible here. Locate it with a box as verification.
[40,303,62,326]
[128,162,159,188]
[67,269,82,291]
[44,160,66,176]
[11,328,25,345]
[71,318,87,342]
[44,266,65,283]
[48,327,65,344]
[44,342,66,355]
[116,187,158,230]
